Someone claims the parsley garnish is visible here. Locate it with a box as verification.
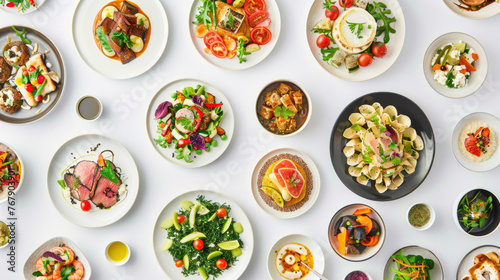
[236,38,250,64]
[100,160,119,184]
[275,105,294,119]
[366,1,397,44]
[178,117,194,132]
[346,21,365,39]
[320,46,339,62]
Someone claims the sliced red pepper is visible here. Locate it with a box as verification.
[161,119,172,137]
[204,103,223,108]
[178,139,191,147]
[189,106,204,133]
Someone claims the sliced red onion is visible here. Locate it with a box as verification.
[42,251,64,262]
[190,95,204,107]
[155,101,172,119]
[391,152,402,158]
[190,134,206,151]
[385,125,398,144]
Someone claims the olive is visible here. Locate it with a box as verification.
[440,66,447,71]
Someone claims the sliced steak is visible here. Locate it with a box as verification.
[114,11,131,34]
[129,24,147,40]
[65,161,100,201]
[99,17,116,35]
[108,33,124,54]
[91,176,121,209]
[117,47,136,64]
[122,13,137,25]
[121,1,138,15]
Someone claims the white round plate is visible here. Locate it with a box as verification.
[328,203,386,262]
[0,0,46,14]
[72,0,168,79]
[423,32,488,99]
[23,236,92,280]
[251,148,321,219]
[383,245,444,280]
[47,134,140,227]
[153,190,254,280]
[443,0,500,19]
[306,0,405,81]
[452,112,500,172]
[457,245,500,280]
[0,141,24,203]
[146,78,234,168]
[188,0,281,70]
[267,234,325,280]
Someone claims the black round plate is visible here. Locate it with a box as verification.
[330,92,435,201]
[456,189,500,236]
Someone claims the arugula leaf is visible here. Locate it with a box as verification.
[320,47,339,62]
[224,12,235,29]
[311,27,334,42]
[236,38,250,64]
[366,2,396,44]
[323,0,336,10]
[100,160,119,184]
[12,26,31,44]
[274,105,294,119]
[193,0,216,30]
[29,66,40,83]
[346,21,365,39]
[96,27,114,53]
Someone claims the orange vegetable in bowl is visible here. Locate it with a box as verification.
[353,208,372,216]
[356,215,373,235]
[460,55,476,72]
[336,227,347,256]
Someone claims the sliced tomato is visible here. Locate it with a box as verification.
[244,0,266,16]
[250,27,272,45]
[223,36,237,51]
[195,23,208,38]
[248,11,269,28]
[210,41,228,58]
[203,31,223,48]
[204,47,212,54]
[255,18,271,28]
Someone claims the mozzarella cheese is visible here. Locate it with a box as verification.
[102,6,118,20]
[332,7,377,54]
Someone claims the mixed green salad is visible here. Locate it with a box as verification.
[153,84,227,163]
[391,250,435,280]
[458,190,493,233]
[160,196,244,279]
[0,0,36,12]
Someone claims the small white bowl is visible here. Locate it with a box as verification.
[452,112,500,172]
[0,220,10,249]
[105,241,131,266]
[75,95,103,121]
[344,270,373,280]
[255,80,312,137]
[407,203,436,231]
[423,32,488,99]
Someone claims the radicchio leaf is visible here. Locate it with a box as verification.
[190,95,204,107]
[155,101,172,119]
[42,251,64,262]
[385,125,398,144]
[391,151,402,158]
[189,134,206,151]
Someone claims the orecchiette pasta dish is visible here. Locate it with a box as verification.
[342,102,424,193]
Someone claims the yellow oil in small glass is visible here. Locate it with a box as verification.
[107,241,129,263]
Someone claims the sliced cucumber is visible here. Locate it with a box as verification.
[190,203,201,229]
[161,238,173,251]
[183,254,190,270]
[231,248,242,257]
[221,217,232,234]
[181,200,194,211]
[454,42,467,53]
[180,232,206,243]
[172,212,181,231]
[160,218,174,229]
[233,222,244,234]
[198,267,209,280]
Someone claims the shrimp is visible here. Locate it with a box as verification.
[50,246,75,265]
[51,264,62,280]
[67,260,84,280]
[38,276,54,280]
[36,257,52,275]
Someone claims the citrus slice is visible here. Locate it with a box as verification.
[190,203,202,228]
[261,185,285,207]
[181,200,194,211]
[180,232,206,243]
[198,204,210,215]
[231,248,242,257]
[221,217,232,234]
[208,212,217,222]
[161,238,173,251]
[183,254,190,269]
[160,218,173,229]
[207,251,223,260]
[218,240,240,251]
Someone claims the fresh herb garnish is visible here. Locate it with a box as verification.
[178,117,194,132]
[346,21,365,39]
[458,191,493,232]
[391,250,434,280]
[274,105,294,119]
[57,179,66,189]
[366,2,396,44]
[389,142,397,150]
[100,160,119,184]
[110,30,134,49]
[193,0,217,30]
[323,0,337,10]
[288,172,301,187]
[351,124,362,131]
[32,271,43,277]
[96,27,114,53]
[362,152,372,164]
[320,46,339,61]
[390,156,401,166]
[236,38,250,64]
[12,26,31,44]
[224,11,235,29]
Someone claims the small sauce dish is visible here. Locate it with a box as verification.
[345,270,372,280]
[407,203,435,231]
[76,95,103,121]
[105,241,130,266]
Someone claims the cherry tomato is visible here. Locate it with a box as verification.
[6,2,15,7]
[325,6,339,21]
[216,259,227,270]
[244,0,266,16]
[203,31,223,48]
[80,200,91,211]
[24,84,33,93]
[37,75,45,84]
[28,65,36,72]
[23,71,28,76]
[248,11,269,28]
[371,43,387,58]
[227,0,234,4]
[177,214,186,224]
[250,27,272,45]
[216,208,227,217]
[193,239,204,250]
[340,0,353,8]
[29,0,34,4]
[358,53,373,67]
[175,260,184,268]
[35,95,43,102]
[316,35,330,49]
[210,41,228,58]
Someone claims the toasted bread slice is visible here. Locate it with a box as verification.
[25,54,57,97]
[211,1,251,39]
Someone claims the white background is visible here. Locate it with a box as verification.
[1,0,500,279]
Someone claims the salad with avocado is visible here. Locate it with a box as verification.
[153,84,227,163]
[160,195,244,279]
[0,221,10,247]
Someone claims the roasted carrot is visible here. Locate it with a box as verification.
[356,215,373,234]
[353,208,372,216]
[97,154,105,167]
[195,23,208,38]
[337,227,347,256]
[472,53,479,60]
[459,68,467,74]
[432,64,441,71]
[460,55,476,72]
[158,122,166,128]
[361,235,379,246]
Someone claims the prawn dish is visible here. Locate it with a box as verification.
[32,246,85,280]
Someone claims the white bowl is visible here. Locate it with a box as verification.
[0,220,9,249]
[451,112,500,172]
[423,32,488,99]
[105,241,131,266]
[0,141,24,204]
[255,80,312,137]
[406,202,436,231]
